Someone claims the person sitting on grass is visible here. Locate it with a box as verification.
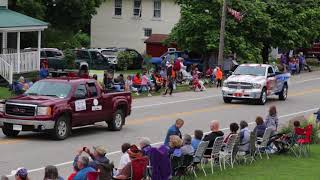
[224,122,239,143]
[191,130,203,151]
[181,134,195,156]
[140,72,152,96]
[132,72,142,95]
[253,116,267,138]
[203,120,224,156]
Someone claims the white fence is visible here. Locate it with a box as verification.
[0,51,39,84]
[0,56,13,84]
[0,51,39,73]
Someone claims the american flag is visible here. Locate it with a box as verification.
[227,7,244,22]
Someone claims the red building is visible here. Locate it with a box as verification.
[144,34,178,57]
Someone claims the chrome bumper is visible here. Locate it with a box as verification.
[0,118,55,130]
[222,87,262,99]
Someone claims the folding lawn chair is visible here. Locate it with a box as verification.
[203,136,224,174]
[192,141,209,177]
[256,128,273,159]
[237,132,257,164]
[219,134,238,170]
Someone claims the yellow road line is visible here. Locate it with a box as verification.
[0,139,25,145]
[290,88,320,97]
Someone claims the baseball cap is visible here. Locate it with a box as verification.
[93,146,107,156]
[11,168,28,178]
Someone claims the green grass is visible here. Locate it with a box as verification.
[198,145,320,180]
[0,87,12,99]
[132,84,192,98]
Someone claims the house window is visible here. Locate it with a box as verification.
[133,0,142,17]
[144,28,152,37]
[114,0,122,16]
[153,0,161,18]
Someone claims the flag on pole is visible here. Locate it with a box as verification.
[227,7,244,22]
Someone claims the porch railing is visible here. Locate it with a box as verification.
[0,56,13,84]
[0,51,39,73]
[0,48,17,54]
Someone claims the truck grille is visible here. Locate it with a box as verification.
[5,103,36,117]
[227,82,253,89]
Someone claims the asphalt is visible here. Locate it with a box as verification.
[1,72,320,179]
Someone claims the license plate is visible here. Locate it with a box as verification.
[234,93,242,97]
[13,125,22,131]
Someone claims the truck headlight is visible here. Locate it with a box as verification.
[0,103,4,112]
[37,107,52,116]
[252,83,262,89]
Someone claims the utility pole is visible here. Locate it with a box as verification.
[218,0,227,66]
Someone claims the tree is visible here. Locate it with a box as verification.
[169,0,320,64]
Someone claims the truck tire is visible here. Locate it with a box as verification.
[223,97,232,103]
[52,116,70,140]
[279,84,288,101]
[2,127,20,137]
[108,109,124,131]
[257,88,267,105]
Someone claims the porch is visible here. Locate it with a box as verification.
[0,7,48,84]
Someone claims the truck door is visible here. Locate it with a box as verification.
[266,67,276,95]
[71,84,91,126]
[86,82,105,123]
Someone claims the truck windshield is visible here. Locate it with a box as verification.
[25,81,72,98]
[233,66,266,76]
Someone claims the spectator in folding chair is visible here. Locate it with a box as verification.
[191,130,204,152]
[73,156,96,180]
[239,121,251,154]
[265,106,279,135]
[114,145,149,180]
[44,165,64,180]
[148,145,172,180]
[139,137,152,157]
[224,123,239,143]
[117,143,131,175]
[181,134,195,156]
[253,116,267,138]
[203,120,224,156]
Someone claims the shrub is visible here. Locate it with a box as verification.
[63,49,76,69]
[117,51,135,71]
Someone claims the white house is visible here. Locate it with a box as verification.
[0,0,48,84]
[91,0,181,53]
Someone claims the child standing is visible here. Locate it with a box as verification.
[216,67,223,88]
[141,72,152,96]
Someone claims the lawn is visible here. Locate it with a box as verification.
[0,87,12,99]
[198,145,320,180]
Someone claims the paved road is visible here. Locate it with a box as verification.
[1,72,320,179]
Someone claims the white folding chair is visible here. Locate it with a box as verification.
[256,127,273,159]
[203,136,224,174]
[219,134,238,169]
[193,141,209,177]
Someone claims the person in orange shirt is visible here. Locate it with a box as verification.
[216,67,223,88]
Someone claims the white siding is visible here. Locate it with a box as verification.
[0,0,8,7]
[91,0,180,53]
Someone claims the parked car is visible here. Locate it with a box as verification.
[96,47,143,69]
[0,77,132,140]
[74,49,113,70]
[222,64,291,105]
[150,51,202,71]
[23,48,67,70]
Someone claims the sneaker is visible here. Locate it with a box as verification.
[148,93,152,97]
[135,92,140,96]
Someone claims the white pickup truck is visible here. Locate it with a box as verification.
[222,64,291,105]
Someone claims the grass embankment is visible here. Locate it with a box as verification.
[198,145,320,180]
[0,87,12,99]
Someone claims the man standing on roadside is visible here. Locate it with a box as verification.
[164,119,184,146]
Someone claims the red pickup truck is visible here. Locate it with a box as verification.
[0,78,132,140]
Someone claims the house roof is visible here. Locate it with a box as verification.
[0,7,48,31]
[144,34,169,44]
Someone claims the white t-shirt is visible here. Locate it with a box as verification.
[118,152,131,170]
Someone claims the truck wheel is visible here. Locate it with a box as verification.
[52,116,70,140]
[223,97,232,103]
[2,127,20,137]
[108,109,124,131]
[258,88,267,105]
[279,84,288,100]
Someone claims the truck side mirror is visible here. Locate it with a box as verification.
[74,91,86,99]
